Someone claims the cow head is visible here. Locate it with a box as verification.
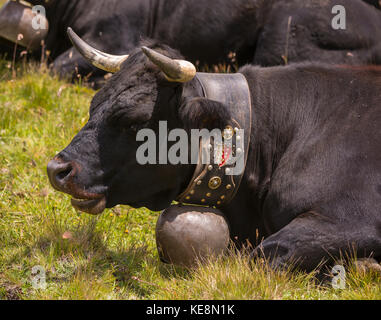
[47,29,231,214]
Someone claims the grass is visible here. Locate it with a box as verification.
[0,55,380,300]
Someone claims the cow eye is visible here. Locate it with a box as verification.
[130,124,138,133]
[121,124,138,136]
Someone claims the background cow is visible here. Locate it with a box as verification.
[2,0,381,87]
[47,32,381,271]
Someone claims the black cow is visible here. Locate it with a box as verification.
[2,0,381,85]
[47,31,381,271]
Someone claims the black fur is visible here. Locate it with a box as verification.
[49,43,381,271]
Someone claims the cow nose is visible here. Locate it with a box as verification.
[47,159,74,191]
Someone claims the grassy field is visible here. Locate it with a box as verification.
[0,55,380,300]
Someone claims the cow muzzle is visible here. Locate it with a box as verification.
[0,1,49,50]
[47,158,106,215]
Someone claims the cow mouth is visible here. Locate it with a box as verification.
[71,196,106,215]
[47,157,108,214]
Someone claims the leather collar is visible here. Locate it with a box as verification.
[177,72,252,208]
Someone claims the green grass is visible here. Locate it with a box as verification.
[0,59,380,300]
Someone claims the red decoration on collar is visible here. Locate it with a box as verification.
[219,146,232,167]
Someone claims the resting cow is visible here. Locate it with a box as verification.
[47,30,381,271]
[2,0,381,86]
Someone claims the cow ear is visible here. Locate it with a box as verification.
[179,97,231,131]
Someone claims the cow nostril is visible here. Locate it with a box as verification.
[47,159,75,191]
[57,168,73,181]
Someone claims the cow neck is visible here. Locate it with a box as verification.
[177,72,252,208]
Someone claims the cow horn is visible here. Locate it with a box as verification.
[67,28,129,73]
[142,46,196,83]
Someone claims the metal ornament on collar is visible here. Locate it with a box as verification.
[177,72,252,208]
